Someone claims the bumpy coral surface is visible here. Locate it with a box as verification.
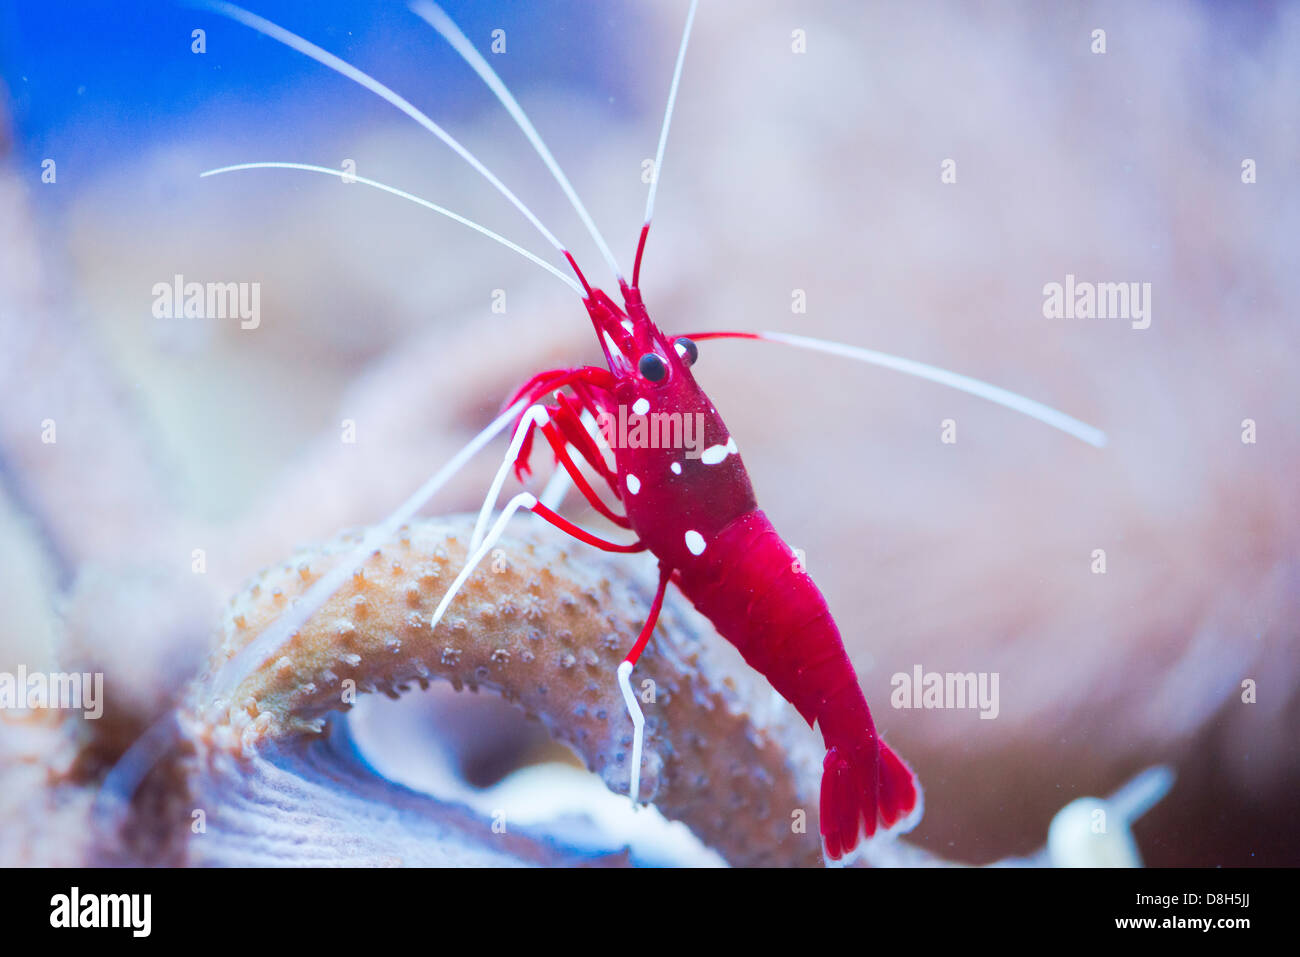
[183,515,825,866]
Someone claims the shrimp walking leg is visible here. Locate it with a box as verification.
[617,564,672,805]
[534,419,629,528]
[470,406,550,551]
[473,396,629,553]
[438,492,657,804]
[433,493,645,633]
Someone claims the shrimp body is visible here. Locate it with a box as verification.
[506,284,921,860]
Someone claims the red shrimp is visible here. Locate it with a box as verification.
[470,240,920,859]
[171,0,1107,864]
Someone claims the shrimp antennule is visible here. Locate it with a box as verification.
[193,1,572,261]
[410,1,624,285]
[199,162,583,295]
[634,0,700,289]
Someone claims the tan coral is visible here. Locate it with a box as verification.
[185,515,826,867]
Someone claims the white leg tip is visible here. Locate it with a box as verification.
[616,660,644,806]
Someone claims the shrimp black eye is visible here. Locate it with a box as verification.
[673,336,698,366]
[638,352,668,382]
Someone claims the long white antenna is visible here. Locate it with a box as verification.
[691,331,1108,448]
[644,0,699,228]
[760,331,1107,448]
[409,1,624,283]
[98,398,528,823]
[208,398,529,703]
[194,1,569,256]
[200,162,582,295]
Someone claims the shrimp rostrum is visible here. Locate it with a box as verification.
[187,0,1108,863]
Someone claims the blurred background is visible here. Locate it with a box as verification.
[1,0,1297,866]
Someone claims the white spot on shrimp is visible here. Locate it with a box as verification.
[632,397,650,415]
[670,462,682,475]
[621,319,634,334]
[700,435,739,466]
[684,530,706,555]
[626,474,641,495]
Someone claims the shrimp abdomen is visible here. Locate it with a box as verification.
[672,510,851,723]
[673,509,921,858]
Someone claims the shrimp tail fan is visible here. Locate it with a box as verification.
[820,737,923,861]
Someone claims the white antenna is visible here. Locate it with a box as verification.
[207,398,528,703]
[692,330,1108,448]
[759,331,1108,448]
[196,1,569,256]
[644,0,699,228]
[101,398,531,819]
[200,162,582,295]
[410,0,624,283]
